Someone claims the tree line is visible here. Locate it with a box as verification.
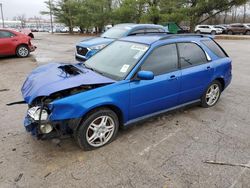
[42,0,250,33]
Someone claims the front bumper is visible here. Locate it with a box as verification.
[75,53,87,62]
[29,45,37,52]
[24,113,80,140]
[216,30,223,34]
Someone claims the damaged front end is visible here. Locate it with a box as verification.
[24,105,56,138]
[24,106,81,139]
[24,84,108,139]
[21,63,115,139]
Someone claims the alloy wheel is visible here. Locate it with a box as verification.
[18,47,29,57]
[206,84,220,106]
[86,115,115,147]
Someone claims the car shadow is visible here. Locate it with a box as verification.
[32,102,201,153]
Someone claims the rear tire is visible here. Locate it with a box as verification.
[227,30,233,35]
[75,108,119,150]
[211,30,216,35]
[16,45,30,58]
[196,30,201,34]
[201,80,222,108]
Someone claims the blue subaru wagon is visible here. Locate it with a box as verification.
[22,34,232,150]
[75,23,167,61]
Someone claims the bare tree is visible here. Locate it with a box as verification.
[16,14,26,28]
[40,0,54,34]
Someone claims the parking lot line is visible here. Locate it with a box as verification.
[229,160,250,188]
[139,128,182,156]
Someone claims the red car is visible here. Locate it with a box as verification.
[0,29,36,58]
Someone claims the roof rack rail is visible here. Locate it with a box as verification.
[128,31,169,36]
[160,34,212,40]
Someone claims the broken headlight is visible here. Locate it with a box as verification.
[39,124,53,134]
[27,106,48,121]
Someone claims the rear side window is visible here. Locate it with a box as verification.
[178,43,208,68]
[141,44,178,76]
[202,39,228,58]
[0,31,15,38]
[130,29,145,35]
[145,28,165,33]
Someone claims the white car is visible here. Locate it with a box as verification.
[243,23,250,28]
[195,25,223,35]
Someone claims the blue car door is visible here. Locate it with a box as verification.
[129,43,181,120]
[177,42,214,104]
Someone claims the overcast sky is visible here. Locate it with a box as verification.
[0,0,47,20]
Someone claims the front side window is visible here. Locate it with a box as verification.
[0,31,15,38]
[141,44,178,76]
[178,43,208,68]
[85,41,149,80]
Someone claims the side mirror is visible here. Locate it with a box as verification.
[137,70,154,80]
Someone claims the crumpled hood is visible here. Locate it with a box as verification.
[78,37,114,47]
[21,63,115,104]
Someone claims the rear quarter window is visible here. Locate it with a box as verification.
[201,39,228,58]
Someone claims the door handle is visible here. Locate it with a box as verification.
[169,75,178,81]
[12,39,18,42]
[206,66,211,70]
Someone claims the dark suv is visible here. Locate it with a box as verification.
[227,23,250,35]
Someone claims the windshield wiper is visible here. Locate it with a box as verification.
[84,64,104,76]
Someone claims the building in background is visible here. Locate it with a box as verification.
[0,18,65,32]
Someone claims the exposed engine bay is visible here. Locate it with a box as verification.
[31,83,107,106]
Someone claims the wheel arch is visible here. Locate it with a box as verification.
[215,77,225,91]
[16,43,29,51]
[78,104,124,130]
[245,30,250,34]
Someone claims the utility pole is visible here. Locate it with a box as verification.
[243,3,246,23]
[49,0,54,34]
[0,3,4,28]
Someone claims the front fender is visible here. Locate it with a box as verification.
[49,97,126,122]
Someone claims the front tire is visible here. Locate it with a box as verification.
[201,81,222,108]
[211,30,216,35]
[16,45,30,58]
[245,31,250,35]
[75,108,119,150]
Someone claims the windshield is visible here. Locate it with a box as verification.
[84,41,149,80]
[101,26,131,39]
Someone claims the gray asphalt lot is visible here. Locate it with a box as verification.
[0,33,250,188]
